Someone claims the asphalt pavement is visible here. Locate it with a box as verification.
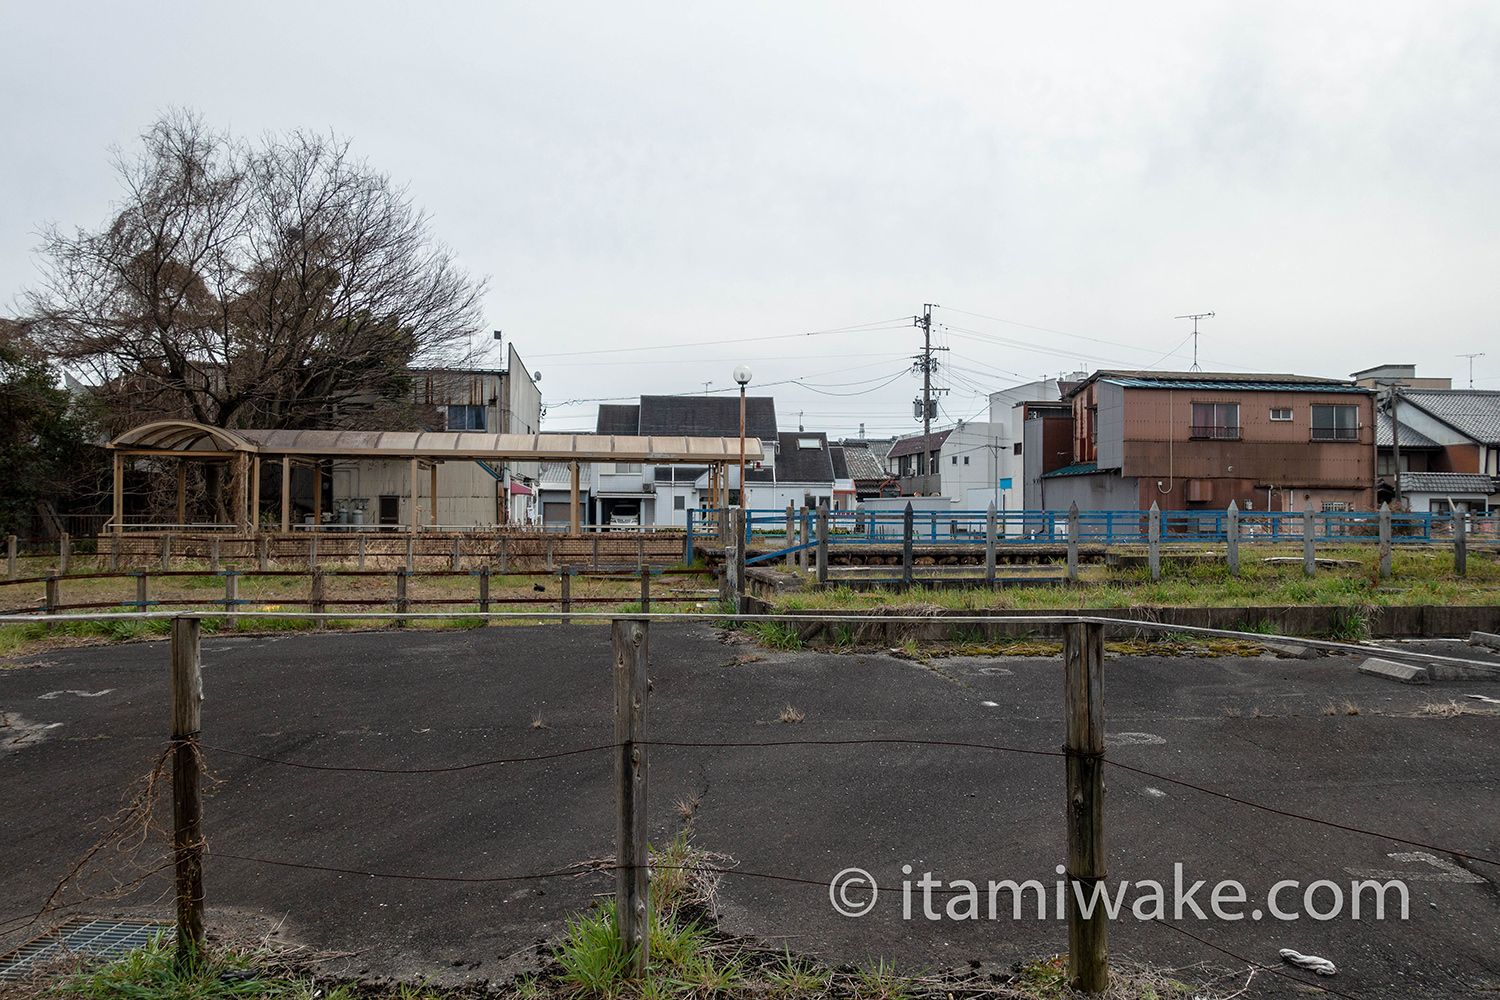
[2,625,1497,998]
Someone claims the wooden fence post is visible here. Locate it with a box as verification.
[309,569,326,627]
[162,535,172,572]
[985,501,997,587]
[7,534,18,580]
[683,510,694,566]
[45,573,60,614]
[395,569,409,627]
[612,617,650,976]
[406,535,415,574]
[560,569,572,621]
[136,572,149,612]
[637,535,645,573]
[902,503,914,587]
[785,503,795,570]
[1454,511,1467,577]
[640,567,650,613]
[546,537,555,573]
[1226,501,1239,577]
[1063,620,1108,993]
[478,565,491,621]
[257,535,269,572]
[499,537,509,574]
[308,531,319,571]
[358,534,367,571]
[1148,502,1160,581]
[170,616,206,968]
[223,571,238,631]
[452,536,462,572]
[1378,502,1392,579]
[58,533,70,575]
[798,508,810,574]
[1303,506,1316,576]
[815,505,829,586]
[1067,502,1080,583]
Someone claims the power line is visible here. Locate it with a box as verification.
[526,318,916,360]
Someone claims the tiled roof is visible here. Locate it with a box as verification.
[637,395,778,438]
[775,432,834,483]
[888,430,953,458]
[829,446,850,480]
[1375,412,1441,448]
[1399,390,1500,444]
[1397,472,1497,495]
[596,404,640,435]
[538,461,574,486]
[840,443,889,481]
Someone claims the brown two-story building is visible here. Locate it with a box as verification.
[1035,371,1377,512]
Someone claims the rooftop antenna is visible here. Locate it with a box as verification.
[1174,312,1215,372]
[702,381,712,395]
[798,410,805,432]
[1458,353,1484,389]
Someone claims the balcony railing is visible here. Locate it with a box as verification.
[1310,426,1360,441]
[1189,425,1241,440]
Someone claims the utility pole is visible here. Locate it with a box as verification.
[1458,353,1484,389]
[912,303,948,436]
[1388,384,1403,510]
[1174,312,1214,372]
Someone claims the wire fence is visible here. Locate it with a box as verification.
[4,609,1496,996]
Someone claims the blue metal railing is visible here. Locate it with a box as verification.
[698,506,1483,551]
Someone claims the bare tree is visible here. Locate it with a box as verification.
[29,110,487,435]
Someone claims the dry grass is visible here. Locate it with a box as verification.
[1421,699,1499,718]
[777,705,805,724]
[531,711,550,729]
[675,794,700,823]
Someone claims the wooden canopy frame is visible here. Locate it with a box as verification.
[108,420,765,535]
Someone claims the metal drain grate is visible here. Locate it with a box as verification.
[0,917,172,980]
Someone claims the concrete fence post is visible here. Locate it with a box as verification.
[785,503,795,570]
[1226,501,1239,577]
[1147,502,1160,581]
[902,503,914,587]
[1303,505,1316,576]
[8,534,19,580]
[1067,502,1080,583]
[816,505,829,586]
[985,501,997,588]
[58,532,70,576]
[1378,502,1392,579]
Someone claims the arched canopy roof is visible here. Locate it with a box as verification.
[109,420,764,463]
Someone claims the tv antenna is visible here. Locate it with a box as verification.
[1174,312,1214,372]
[701,381,713,395]
[1458,353,1485,389]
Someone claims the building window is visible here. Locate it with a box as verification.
[1311,405,1359,440]
[963,456,969,465]
[1270,408,1293,421]
[1321,501,1352,512]
[445,404,486,431]
[1014,442,1023,455]
[951,455,958,465]
[916,453,926,475]
[1190,402,1240,440]
[673,495,686,510]
[611,463,641,473]
[797,437,821,449]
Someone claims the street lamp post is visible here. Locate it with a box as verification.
[734,366,752,508]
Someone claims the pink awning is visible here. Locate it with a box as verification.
[509,481,533,495]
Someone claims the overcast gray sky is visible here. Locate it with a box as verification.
[4,1,1497,435]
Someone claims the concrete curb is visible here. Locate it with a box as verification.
[1358,658,1430,684]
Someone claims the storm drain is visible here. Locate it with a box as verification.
[0,917,171,979]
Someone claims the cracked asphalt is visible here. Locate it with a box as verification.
[2,625,1498,998]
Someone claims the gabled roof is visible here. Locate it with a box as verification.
[1398,390,1500,444]
[888,430,952,459]
[636,395,778,438]
[1375,411,1441,449]
[596,404,641,435]
[1397,472,1496,495]
[839,443,890,481]
[829,446,850,479]
[775,432,834,483]
[1041,461,1100,479]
